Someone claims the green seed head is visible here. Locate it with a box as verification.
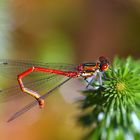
[78,57,140,140]
[116,82,126,91]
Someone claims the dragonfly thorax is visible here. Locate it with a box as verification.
[77,62,99,78]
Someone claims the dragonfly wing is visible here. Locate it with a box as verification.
[0,59,76,80]
[0,73,64,102]
[0,59,77,102]
[7,77,72,122]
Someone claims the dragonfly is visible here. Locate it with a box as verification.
[0,56,109,122]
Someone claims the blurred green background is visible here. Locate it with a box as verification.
[0,0,140,140]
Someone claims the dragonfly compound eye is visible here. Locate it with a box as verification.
[101,64,109,71]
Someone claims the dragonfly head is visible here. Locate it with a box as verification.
[98,56,110,72]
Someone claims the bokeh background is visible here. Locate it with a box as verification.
[0,0,140,140]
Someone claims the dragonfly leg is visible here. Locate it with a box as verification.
[17,67,45,108]
[97,72,103,85]
[85,74,97,88]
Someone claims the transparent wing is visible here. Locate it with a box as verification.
[0,59,78,121]
[7,77,72,122]
[0,59,77,102]
[0,73,66,102]
[0,59,76,80]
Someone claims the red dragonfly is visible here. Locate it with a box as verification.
[0,56,109,122]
